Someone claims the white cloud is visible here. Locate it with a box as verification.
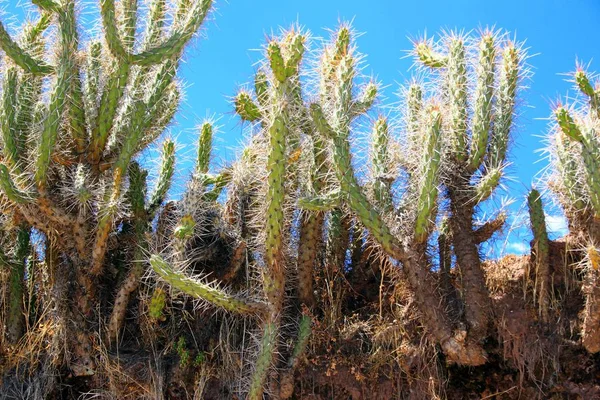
[545,214,569,237]
[506,241,530,255]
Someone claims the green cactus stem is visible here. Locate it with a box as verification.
[414,105,442,243]
[150,255,266,315]
[6,226,30,343]
[527,189,550,323]
[468,34,496,173]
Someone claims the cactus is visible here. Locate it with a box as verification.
[413,30,523,343]
[527,189,551,323]
[548,64,600,352]
[0,0,214,376]
[309,27,486,366]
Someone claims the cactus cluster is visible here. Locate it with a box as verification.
[547,64,600,353]
[2,2,600,398]
[0,0,212,377]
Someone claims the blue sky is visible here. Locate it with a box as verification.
[3,0,600,255]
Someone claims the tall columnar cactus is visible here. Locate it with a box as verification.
[549,64,600,352]
[527,189,551,323]
[0,0,214,376]
[308,27,486,366]
[151,29,307,398]
[413,31,523,342]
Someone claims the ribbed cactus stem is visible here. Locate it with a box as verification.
[35,4,76,186]
[414,106,442,243]
[196,122,213,175]
[447,37,468,162]
[234,91,261,122]
[0,21,53,75]
[108,163,148,342]
[554,107,583,142]
[298,191,341,211]
[254,70,270,108]
[575,69,599,119]
[264,115,287,307]
[555,109,600,216]
[150,255,266,315]
[248,322,277,400]
[0,164,35,203]
[370,117,393,209]
[268,41,286,83]
[415,41,446,68]
[488,45,519,169]
[527,189,550,323]
[475,168,502,202]
[352,82,378,116]
[119,0,138,52]
[468,34,496,172]
[1,67,20,168]
[554,132,586,212]
[311,104,403,260]
[147,140,175,218]
[6,226,30,343]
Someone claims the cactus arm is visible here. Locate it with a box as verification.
[234,91,261,122]
[351,82,378,117]
[310,104,404,260]
[474,168,502,202]
[414,106,442,243]
[415,41,447,68]
[575,69,600,119]
[83,41,102,137]
[31,0,59,12]
[196,122,213,175]
[555,109,600,216]
[150,255,266,315]
[143,0,167,47]
[554,132,587,212]
[370,117,393,209]
[35,4,77,186]
[108,163,147,342]
[90,61,131,165]
[1,68,20,168]
[0,165,35,203]
[268,41,287,83]
[60,1,88,156]
[488,45,519,169]
[474,212,506,244]
[6,226,31,343]
[0,21,53,75]
[263,115,287,307]
[467,34,496,172]
[100,0,128,60]
[447,38,468,162]
[248,322,278,400]
[298,190,341,212]
[146,140,175,218]
[527,189,550,323]
[130,0,213,66]
[120,0,138,52]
